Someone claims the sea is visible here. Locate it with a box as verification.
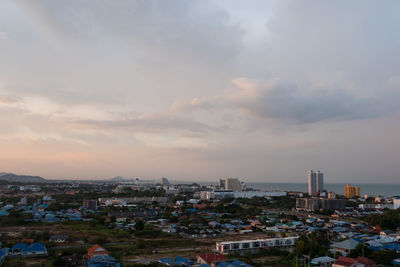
[172,181,400,198]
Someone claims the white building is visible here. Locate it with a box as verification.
[200,190,286,200]
[308,170,324,196]
[216,237,298,254]
[393,197,400,209]
[221,178,244,192]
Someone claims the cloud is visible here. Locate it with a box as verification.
[0,95,20,104]
[226,78,399,124]
[16,0,243,62]
[165,77,400,125]
[78,114,218,135]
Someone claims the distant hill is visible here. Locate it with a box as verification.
[0,173,47,183]
[0,172,8,177]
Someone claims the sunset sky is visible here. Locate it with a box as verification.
[1,0,400,182]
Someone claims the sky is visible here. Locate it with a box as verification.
[0,0,400,183]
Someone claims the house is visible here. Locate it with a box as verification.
[330,238,360,256]
[392,258,400,265]
[380,230,394,237]
[20,242,48,256]
[217,260,254,267]
[0,210,9,217]
[355,256,376,267]
[332,257,363,267]
[197,253,227,266]
[20,239,34,244]
[49,235,69,243]
[159,256,194,266]
[85,244,109,259]
[87,255,120,267]
[10,242,28,255]
[311,256,335,266]
[0,248,9,265]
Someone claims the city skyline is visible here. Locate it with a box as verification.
[1,1,400,183]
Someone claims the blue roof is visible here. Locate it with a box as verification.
[12,242,27,250]
[88,255,120,267]
[175,256,194,265]
[22,242,46,253]
[381,243,400,251]
[217,260,254,267]
[0,248,9,257]
[46,213,60,222]
[187,208,198,212]
[333,226,347,232]
[159,258,174,265]
[0,210,9,216]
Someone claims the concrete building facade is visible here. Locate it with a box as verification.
[344,184,360,198]
[296,197,346,211]
[216,237,298,254]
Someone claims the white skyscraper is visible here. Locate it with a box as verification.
[308,170,324,196]
[308,170,317,196]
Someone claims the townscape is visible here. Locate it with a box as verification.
[2,0,400,266]
[0,172,399,267]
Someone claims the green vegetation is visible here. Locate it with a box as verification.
[229,248,295,267]
[349,243,398,265]
[364,209,400,230]
[294,232,331,259]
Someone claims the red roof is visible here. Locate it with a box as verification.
[334,257,356,267]
[86,244,108,258]
[334,261,353,267]
[337,257,356,263]
[198,253,227,264]
[356,256,376,266]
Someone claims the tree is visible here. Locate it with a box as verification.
[135,220,145,231]
[370,250,398,265]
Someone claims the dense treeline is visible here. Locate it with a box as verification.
[364,209,400,230]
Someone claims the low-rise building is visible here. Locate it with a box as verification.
[216,237,298,254]
[296,197,346,211]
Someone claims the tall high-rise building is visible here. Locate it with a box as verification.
[308,170,317,196]
[308,170,324,196]
[344,184,361,198]
[220,178,243,191]
[316,170,324,193]
[219,179,225,189]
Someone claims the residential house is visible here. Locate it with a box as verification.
[330,238,360,256]
[0,248,9,265]
[85,244,109,259]
[159,256,194,266]
[87,255,120,267]
[310,256,335,266]
[197,253,227,266]
[20,242,48,256]
[332,256,363,267]
[49,235,69,243]
[217,260,254,267]
[380,230,394,237]
[355,256,376,267]
[10,242,27,255]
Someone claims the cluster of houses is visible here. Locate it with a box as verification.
[84,244,120,267]
[157,253,254,267]
[0,240,48,265]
